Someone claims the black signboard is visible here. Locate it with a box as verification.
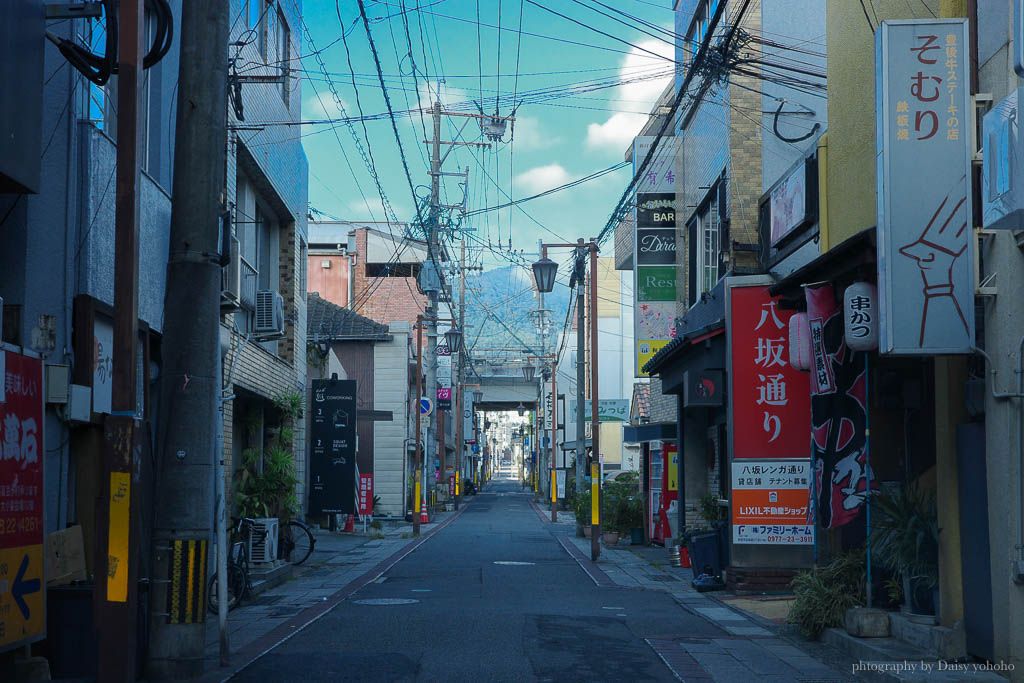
[682,369,724,408]
[637,192,676,227]
[636,228,676,265]
[308,379,357,515]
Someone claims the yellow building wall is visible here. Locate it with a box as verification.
[824,0,943,249]
[597,257,620,318]
[824,0,962,626]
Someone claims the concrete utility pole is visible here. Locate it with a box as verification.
[96,1,144,679]
[455,238,465,510]
[147,3,229,679]
[575,243,587,495]
[425,100,441,512]
[589,240,601,562]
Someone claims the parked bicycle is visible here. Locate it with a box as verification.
[207,517,266,613]
[282,518,316,565]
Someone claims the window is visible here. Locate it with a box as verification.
[687,180,728,306]
[235,175,280,338]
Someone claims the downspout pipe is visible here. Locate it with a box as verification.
[972,340,1024,581]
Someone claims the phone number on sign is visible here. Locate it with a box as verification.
[0,516,40,535]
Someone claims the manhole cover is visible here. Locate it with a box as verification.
[354,598,420,605]
[493,561,535,566]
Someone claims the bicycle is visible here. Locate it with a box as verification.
[207,517,265,613]
[281,518,316,566]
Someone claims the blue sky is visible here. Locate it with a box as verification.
[297,0,677,275]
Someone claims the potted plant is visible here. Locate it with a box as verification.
[574,490,592,538]
[618,495,645,545]
[233,392,303,563]
[869,483,939,619]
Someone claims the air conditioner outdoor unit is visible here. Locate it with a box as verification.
[249,517,279,564]
[221,234,241,308]
[254,290,285,339]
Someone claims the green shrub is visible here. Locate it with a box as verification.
[788,550,866,639]
[698,492,725,523]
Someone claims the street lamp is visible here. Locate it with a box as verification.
[537,238,601,560]
[472,389,483,404]
[531,256,558,294]
[444,327,463,354]
[522,362,536,383]
[517,403,526,417]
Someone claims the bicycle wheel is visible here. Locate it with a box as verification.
[207,563,246,614]
[286,520,315,565]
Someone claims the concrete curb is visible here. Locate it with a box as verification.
[555,535,620,589]
[197,501,471,683]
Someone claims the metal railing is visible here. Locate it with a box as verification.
[239,257,258,310]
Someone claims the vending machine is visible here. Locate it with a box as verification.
[650,442,679,544]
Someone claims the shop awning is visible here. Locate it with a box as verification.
[768,227,877,309]
[623,422,677,444]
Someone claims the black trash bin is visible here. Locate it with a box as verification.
[688,532,722,580]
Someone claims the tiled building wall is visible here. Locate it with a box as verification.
[726,2,763,272]
[349,229,428,327]
[220,0,309,508]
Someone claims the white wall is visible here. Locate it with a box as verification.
[373,323,410,516]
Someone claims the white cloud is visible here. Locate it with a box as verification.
[511,115,561,150]
[303,91,346,121]
[416,80,472,110]
[515,164,570,194]
[584,39,675,152]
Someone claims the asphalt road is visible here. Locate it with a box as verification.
[234,476,724,682]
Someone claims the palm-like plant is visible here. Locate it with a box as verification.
[869,483,939,585]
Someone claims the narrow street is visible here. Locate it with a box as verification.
[233,477,846,682]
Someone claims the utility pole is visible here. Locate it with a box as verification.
[96,1,143,679]
[426,100,441,516]
[455,237,466,510]
[589,240,601,562]
[575,242,587,495]
[147,3,229,679]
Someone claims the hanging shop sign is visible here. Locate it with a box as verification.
[728,283,811,460]
[436,387,451,411]
[358,474,374,516]
[637,193,676,228]
[308,379,357,516]
[683,369,724,408]
[570,399,630,423]
[636,229,677,264]
[732,459,814,545]
[769,160,810,245]
[788,312,811,371]
[0,350,45,651]
[844,282,879,351]
[633,136,678,377]
[876,19,974,355]
[805,284,877,529]
[982,86,1024,230]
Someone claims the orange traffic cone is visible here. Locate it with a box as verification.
[419,499,430,524]
[680,546,692,568]
[343,514,355,532]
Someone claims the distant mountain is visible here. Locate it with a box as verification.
[459,265,569,357]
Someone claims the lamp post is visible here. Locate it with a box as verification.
[414,314,457,536]
[533,239,601,560]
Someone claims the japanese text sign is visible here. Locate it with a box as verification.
[876,19,974,355]
[729,284,811,459]
[0,351,45,650]
[358,474,373,516]
[732,459,814,545]
[308,379,357,515]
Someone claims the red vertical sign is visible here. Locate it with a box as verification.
[358,474,373,516]
[730,285,811,459]
[448,475,456,497]
[0,351,46,649]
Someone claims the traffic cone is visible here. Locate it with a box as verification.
[419,499,430,524]
[680,546,691,568]
[343,514,355,532]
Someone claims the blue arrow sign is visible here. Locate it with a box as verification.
[12,554,41,620]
